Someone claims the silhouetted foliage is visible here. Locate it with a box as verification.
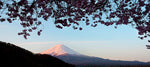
[0,41,74,67]
[0,0,149,42]
[76,65,150,67]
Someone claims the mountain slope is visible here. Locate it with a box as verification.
[57,54,149,66]
[40,44,150,66]
[40,44,81,56]
[0,41,74,67]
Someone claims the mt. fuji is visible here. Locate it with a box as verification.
[40,44,81,56]
[40,44,150,66]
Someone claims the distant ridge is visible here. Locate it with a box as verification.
[40,44,150,66]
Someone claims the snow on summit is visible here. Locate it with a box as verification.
[40,44,81,56]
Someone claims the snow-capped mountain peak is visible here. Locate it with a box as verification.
[40,44,81,56]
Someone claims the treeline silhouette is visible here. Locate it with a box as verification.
[0,41,74,67]
[76,65,150,67]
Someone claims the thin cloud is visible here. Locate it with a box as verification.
[17,41,52,45]
[17,40,133,46]
[17,41,107,46]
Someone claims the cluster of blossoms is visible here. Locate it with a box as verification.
[0,0,149,43]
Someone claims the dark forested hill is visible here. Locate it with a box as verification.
[0,41,74,67]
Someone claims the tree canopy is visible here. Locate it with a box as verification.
[0,0,149,42]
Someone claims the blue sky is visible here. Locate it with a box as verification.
[0,18,150,62]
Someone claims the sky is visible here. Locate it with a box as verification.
[0,17,150,62]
